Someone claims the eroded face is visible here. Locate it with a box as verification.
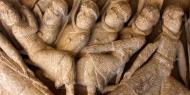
[76,9,97,30]
[163,5,184,34]
[43,0,68,25]
[105,6,124,30]
[0,1,21,26]
[51,0,68,16]
[76,0,98,30]
[105,1,131,30]
[135,5,160,31]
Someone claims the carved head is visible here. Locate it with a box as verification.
[105,1,131,30]
[0,1,21,26]
[76,0,99,30]
[163,5,184,34]
[43,0,68,25]
[51,0,68,17]
[135,5,160,32]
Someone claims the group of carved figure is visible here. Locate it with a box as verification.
[0,0,190,95]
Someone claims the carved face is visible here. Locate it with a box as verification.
[43,0,68,25]
[0,1,21,26]
[105,1,131,30]
[105,6,123,30]
[135,6,160,31]
[76,1,98,30]
[76,9,97,30]
[51,0,68,16]
[163,5,184,34]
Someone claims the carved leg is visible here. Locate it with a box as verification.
[102,85,118,94]
[87,86,96,95]
[65,84,75,95]
[160,76,190,95]
[123,43,159,80]
[115,66,125,84]
[177,42,188,86]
